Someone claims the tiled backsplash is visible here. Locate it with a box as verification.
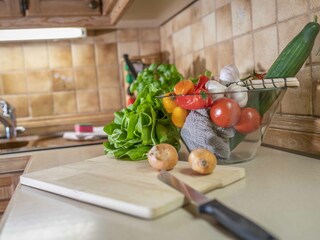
[160,0,320,117]
[0,28,160,131]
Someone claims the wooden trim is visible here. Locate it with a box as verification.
[102,0,117,15]
[109,0,134,25]
[269,114,320,134]
[263,114,320,158]
[0,15,112,29]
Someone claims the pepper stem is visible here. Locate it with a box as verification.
[314,15,318,23]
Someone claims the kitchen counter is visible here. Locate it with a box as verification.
[0,145,319,240]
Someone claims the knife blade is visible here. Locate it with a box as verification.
[158,170,277,240]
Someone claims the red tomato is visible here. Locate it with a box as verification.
[175,89,213,110]
[234,107,261,134]
[209,98,241,128]
[174,80,195,95]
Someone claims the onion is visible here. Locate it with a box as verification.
[188,148,217,175]
[147,144,178,171]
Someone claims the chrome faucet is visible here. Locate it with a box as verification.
[0,99,24,139]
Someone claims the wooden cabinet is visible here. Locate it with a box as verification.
[0,0,22,18]
[0,0,133,28]
[0,156,30,218]
[26,0,101,17]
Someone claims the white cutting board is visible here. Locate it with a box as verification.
[20,155,245,219]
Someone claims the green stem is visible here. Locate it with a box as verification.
[314,15,318,23]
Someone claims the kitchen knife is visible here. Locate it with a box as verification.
[158,170,277,240]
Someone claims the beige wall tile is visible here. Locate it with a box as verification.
[139,41,160,56]
[139,28,160,42]
[234,34,254,74]
[71,31,95,44]
[23,42,49,69]
[231,0,252,36]
[117,42,140,60]
[94,30,117,44]
[172,5,195,32]
[97,64,120,88]
[217,40,234,71]
[172,26,193,58]
[75,67,97,89]
[252,0,276,29]
[175,53,194,78]
[188,1,203,23]
[204,45,219,76]
[117,29,139,42]
[77,90,100,113]
[312,65,320,116]
[193,50,206,76]
[53,91,77,115]
[2,72,27,94]
[0,76,2,94]
[202,12,216,47]
[100,88,122,111]
[191,21,204,51]
[216,4,233,42]
[30,93,53,117]
[277,0,308,21]
[215,0,231,9]
[27,70,52,93]
[200,0,215,16]
[281,67,312,115]
[278,15,309,52]
[310,10,320,63]
[52,69,75,91]
[253,26,278,72]
[3,95,29,118]
[72,44,95,67]
[0,43,24,71]
[95,43,118,65]
[310,0,320,9]
[161,36,174,63]
[160,21,173,39]
[48,42,72,68]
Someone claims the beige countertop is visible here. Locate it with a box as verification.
[0,144,319,240]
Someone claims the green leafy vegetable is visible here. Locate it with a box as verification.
[130,63,183,94]
[104,64,182,160]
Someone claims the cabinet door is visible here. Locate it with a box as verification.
[27,0,101,17]
[0,0,23,18]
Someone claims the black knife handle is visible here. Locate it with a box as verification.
[199,200,277,240]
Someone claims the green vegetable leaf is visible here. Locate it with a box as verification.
[103,64,182,161]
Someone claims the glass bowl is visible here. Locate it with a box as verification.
[158,87,287,164]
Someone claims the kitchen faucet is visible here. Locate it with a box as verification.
[0,99,24,139]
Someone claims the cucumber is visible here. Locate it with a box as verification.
[258,16,320,116]
[266,16,320,78]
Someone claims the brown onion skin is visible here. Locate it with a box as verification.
[147,144,179,171]
[188,148,217,175]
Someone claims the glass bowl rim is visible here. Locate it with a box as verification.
[156,87,288,98]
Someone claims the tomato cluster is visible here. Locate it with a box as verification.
[162,75,262,134]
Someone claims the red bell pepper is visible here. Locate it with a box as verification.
[175,89,213,110]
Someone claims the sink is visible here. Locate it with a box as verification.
[0,140,29,149]
[0,133,105,154]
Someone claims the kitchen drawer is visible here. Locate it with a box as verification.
[0,156,30,174]
[0,156,30,217]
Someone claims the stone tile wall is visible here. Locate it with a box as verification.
[160,0,320,117]
[0,28,160,124]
